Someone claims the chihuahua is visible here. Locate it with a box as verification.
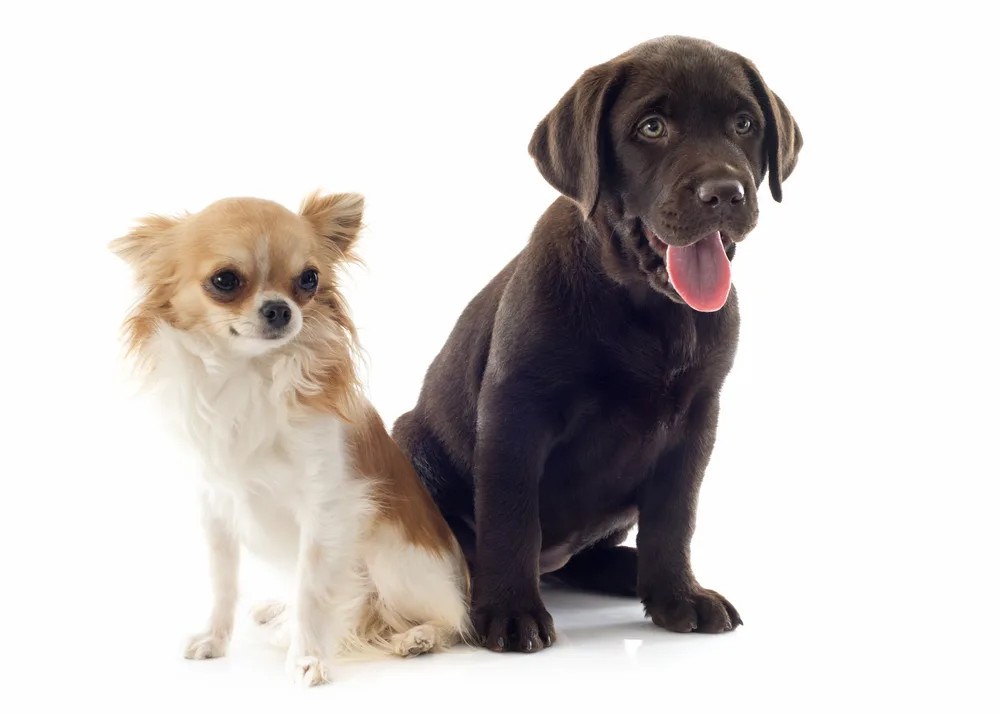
[111,192,470,686]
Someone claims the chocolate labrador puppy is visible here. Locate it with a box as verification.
[393,35,802,652]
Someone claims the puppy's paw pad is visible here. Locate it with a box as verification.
[288,655,331,687]
[250,599,286,626]
[392,625,437,657]
[184,633,228,660]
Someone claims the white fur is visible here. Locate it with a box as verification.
[364,522,470,648]
[149,324,468,687]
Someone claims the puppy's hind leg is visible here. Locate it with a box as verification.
[544,528,638,597]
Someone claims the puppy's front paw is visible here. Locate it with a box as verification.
[287,654,331,687]
[644,587,742,634]
[473,600,555,653]
[184,632,229,660]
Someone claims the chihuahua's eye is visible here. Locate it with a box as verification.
[637,115,667,139]
[212,271,240,292]
[735,115,754,135]
[298,269,319,292]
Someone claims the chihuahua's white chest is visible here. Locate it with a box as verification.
[151,327,350,567]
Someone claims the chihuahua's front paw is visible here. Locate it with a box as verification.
[287,652,331,687]
[184,632,229,660]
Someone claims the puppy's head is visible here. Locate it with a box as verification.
[529,36,802,311]
[111,192,363,360]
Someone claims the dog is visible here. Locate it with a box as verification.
[392,36,802,652]
[111,192,471,685]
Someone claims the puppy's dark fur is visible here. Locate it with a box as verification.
[393,36,802,652]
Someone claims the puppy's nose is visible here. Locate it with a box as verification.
[260,300,292,328]
[697,178,745,207]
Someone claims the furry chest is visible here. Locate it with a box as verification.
[159,359,334,486]
[199,433,312,567]
[152,329,353,567]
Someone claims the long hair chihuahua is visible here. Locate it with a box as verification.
[111,192,470,686]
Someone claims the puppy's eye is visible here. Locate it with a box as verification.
[211,271,240,292]
[298,269,319,291]
[735,115,754,135]
[637,116,667,139]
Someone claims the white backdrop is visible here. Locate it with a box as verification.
[1,1,996,711]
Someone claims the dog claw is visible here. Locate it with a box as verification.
[473,602,556,653]
[644,587,741,635]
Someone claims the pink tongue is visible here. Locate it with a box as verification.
[665,231,731,312]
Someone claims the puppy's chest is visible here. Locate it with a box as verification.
[617,333,695,384]
[610,362,697,432]
[603,323,726,426]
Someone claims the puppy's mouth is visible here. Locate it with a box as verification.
[641,224,732,313]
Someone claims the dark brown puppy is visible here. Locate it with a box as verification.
[393,36,802,653]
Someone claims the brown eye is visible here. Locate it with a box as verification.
[638,115,667,139]
[298,269,319,292]
[211,270,240,292]
[735,115,753,135]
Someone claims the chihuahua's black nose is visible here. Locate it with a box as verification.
[260,300,292,328]
[697,178,745,207]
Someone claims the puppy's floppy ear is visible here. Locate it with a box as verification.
[742,59,803,203]
[299,191,365,254]
[109,214,180,269]
[528,62,624,219]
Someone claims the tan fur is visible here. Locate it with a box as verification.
[349,404,467,560]
[111,194,368,420]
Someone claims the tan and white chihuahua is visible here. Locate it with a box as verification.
[111,192,470,686]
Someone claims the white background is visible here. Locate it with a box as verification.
[1,1,997,711]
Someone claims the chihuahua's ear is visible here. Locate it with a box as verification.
[300,191,365,255]
[109,214,180,269]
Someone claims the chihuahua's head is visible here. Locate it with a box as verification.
[111,192,364,363]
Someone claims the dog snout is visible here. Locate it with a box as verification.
[697,178,745,208]
[260,300,292,329]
